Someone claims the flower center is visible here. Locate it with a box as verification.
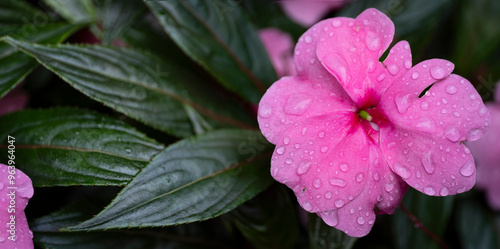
[358,110,373,121]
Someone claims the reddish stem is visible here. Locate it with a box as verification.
[399,204,449,249]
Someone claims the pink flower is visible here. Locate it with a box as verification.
[467,85,500,210]
[259,28,297,78]
[280,0,350,27]
[0,164,34,248]
[257,9,491,237]
[0,89,28,116]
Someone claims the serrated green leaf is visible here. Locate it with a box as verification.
[32,199,234,249]
[95,0,146,45]
[390,189,454,249]
[3,37,257,137]
[0,0,49,25]
[43,0,96,23]
[0,108,164,187]
[308,213,357,249]
[146,0,276,103]
[0,22,84,98]
[67,129,273,230]
[456,199,500,249]
[228,185,300,249]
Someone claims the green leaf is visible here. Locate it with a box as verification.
[3,37,257,137]
[456,199,500,249]
[32,199,234,249]
[0,0,48,25]
[390,189,454,249]
[146,0,276,103]
[228,185,300,249]
[0,22,84,98]
[43,0,96,23]
[308,213,357,249]
[68,129,273,230]
[95,0,146,45]
[0,108,164,187]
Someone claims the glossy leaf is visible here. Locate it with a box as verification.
[456,199,500,249]
[68,129,274,230]
[0,22,83,97]
[0,108,164,187]
[43,0,96,23]
[95,0,146,45]
[3,37,257,137]
[308,213,357,249]
[146,0,276,103]
[32,199,234,249]
[390,189,454,249]
[228,185,300,249]
[0,0,48,25]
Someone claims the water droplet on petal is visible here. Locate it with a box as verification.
[423,186,436,195]
[329,178,347,187]
[394,163,411,179]
[313,178,322,188]
[357,216,366,225]
[297,161,311,174]
[284,94,312,115]
[440,187,450,196]
[258,105,272,118]
[388,64,399,75]
[459,160,475,177]
[385,183,394,192]
[286,158,294,165]
[395,94,412,114]
[404,59,412,69]
[415,118,436,132]
[411,72,420,80]
[421,152,435,174]
[478,106,487,117]
[331,19,342,27]
[276,146,285,155]
[445,127,460,142]
[430,66,446,79]
[320,146,329,153]
[304,35,312,43]
[356,173,365,182]
[365,31,381,51]
[303,201,313,211]
[323,210,339,226]
[377,73,386,82]
[325,191,333,199]
[283,137,290,145]
[318,131,325,138]
[420,101,429,110]
[335,199,344,208]
[466,129,483,141]
[339,162,350,172]
[373,172,380,181]
[445,85,458,95]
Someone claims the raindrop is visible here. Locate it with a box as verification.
[459,160,475,177]
[125,148,132,154]
[404,59,412,69]
[318,131,325,138]
[376,73,386,82]
[423,186,436,195]
[394,93,412,114]
[453,111,461,117]
[304,35,312,43]
[283,137,290,145]
[302,127,308,136]
[394,163,411,179]
[445,127,460,142]
[385,183,394,192]
[445,85,458,95]
[335,199,344,208]
[356,173,365,182]
[303,202,313,211]
[388,64,399,75]
[0,182,3,191]
[320,146,329,154]
[411,72,420,80]
[421,152,435,174]
[365,31,381,51]
[313,178,322,188]
[357,216,366,225]
[329,178,347,187]
[286,158,294,165]
[430,66,446,79]
[276,146,285,155]
[284,94,312,115]
[323,210,339,226]
[440,187,450,196]
[297,161,311,174]
[466,129,483,141]
[331,19,342,27]
[325,191,333,199]
[258,105,272,118]
[373,172,380,181]
[339,162,350,172]
[478,106,487,117]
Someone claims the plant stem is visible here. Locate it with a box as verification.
[399,203,449,249]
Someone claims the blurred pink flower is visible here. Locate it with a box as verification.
[0,164,34,248]
[259,28,296,78]
[467,85,500,210]
[257,8,491,236]
[280,0,350,27]
[0,89,28,116]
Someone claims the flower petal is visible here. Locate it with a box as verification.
[279,0,343,27]
[0,164,34,248]
[317,144,407,237]
[259,28,296,78]
[378,60,491,196]
[270,114,368,213]
[258,76,355,144]
[316,8,395,107]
